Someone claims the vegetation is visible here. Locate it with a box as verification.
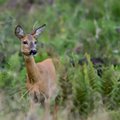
[0,0,120,119]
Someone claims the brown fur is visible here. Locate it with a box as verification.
[25,56,57,99]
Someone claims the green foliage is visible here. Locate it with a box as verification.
[85,54,102,93]
[110,110,120,120]
[59,53,120,119]
[0,0,8,5]
[0,70,12,87]
[7,52,21,71]
[0,0,120,119]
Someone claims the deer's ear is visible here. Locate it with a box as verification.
[31,24,46,37]
[15,25,25,39]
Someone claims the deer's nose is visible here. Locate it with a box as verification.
[30,49,37,55]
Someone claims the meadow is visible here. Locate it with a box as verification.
[0,0,120,120]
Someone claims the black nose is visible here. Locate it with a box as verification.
[30,50,37,55]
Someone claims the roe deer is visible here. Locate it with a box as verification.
[15,24,57,120]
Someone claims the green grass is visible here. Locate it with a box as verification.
[0,0,120,119]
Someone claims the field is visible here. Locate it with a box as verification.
[0,0,120,120]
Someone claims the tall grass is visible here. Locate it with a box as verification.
[0,0,120,119]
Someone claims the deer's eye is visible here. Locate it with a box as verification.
[23,41,28,44]
[34,41,37,44]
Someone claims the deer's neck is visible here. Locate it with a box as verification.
[24,55,41,83]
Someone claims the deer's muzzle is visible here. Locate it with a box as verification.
[30,49,37,55]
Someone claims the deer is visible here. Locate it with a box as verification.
[15,24,57,120]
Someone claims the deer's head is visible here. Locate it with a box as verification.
[15,24,46,56]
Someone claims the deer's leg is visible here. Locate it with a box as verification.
[43,98,51,120]
[52,95,60,120]
[52,103,58,120]
[26,94,38,120]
